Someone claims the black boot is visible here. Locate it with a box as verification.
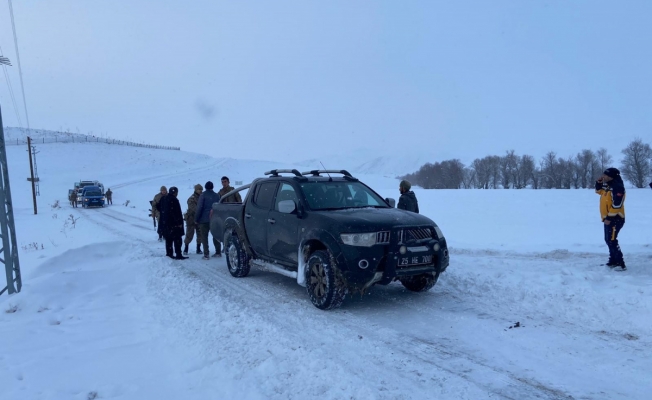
[196,244,202,254]
[183,243,189,255]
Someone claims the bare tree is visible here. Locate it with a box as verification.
[620,138,652,188]
[519,155,536,189]
[595,148,613,172]
[472,157,492,189]
[576,149,597,188]
[541,152,561,188]
[488,156,502,189]
[500,150,519,189]
[462,167,476,189]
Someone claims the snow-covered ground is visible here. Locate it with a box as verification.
[1,142,651,399]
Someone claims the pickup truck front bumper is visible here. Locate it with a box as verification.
[336,236,449,290]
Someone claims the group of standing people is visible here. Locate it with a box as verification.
[152,176,242,260]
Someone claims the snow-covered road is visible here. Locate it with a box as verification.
[2,143,651,399]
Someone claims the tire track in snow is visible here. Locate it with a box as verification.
[82,206,578,399]
[185,260,574,400]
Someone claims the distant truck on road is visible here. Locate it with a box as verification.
[73,180,104,203]
[80,186,105,208]
[210,169,449,310]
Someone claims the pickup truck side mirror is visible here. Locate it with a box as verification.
[278,200,297,214]
[385,198,396,208]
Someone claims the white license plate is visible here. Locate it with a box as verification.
[399,255,433,267]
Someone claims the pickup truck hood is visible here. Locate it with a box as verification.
[312,207,435,232]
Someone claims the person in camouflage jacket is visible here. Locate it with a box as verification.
[218,176,242,203]
[153,186,168,241]
[183,184,203,255]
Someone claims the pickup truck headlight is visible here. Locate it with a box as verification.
[434,226,444,240]
[341,233,377,247]
[102,197,106,200]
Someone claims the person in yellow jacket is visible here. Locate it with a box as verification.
[595,168,626,270]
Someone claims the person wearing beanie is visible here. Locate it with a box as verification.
[183,184,204,255]
[595,168,626,270]
[152,186,168,241]
[194,180,222,260]
[397,179,419,213]
[159,186,187,260]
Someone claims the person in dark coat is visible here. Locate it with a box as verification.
[159,186,187,260]
[194,181,222,260]
[105,188,113,205]
[397,180,419,213]
[71,189,78,208]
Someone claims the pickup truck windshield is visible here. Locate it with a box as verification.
[300,181,388,210]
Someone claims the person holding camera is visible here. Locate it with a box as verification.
[595,168,626,271]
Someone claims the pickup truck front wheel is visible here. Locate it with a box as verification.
[225,232,250,278]
[399,272,439,292]
[306,250,346,310]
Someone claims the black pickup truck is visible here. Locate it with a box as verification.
[210,169,449,310]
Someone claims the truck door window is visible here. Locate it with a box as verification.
[253,182,277,210]
[275,183,298,211]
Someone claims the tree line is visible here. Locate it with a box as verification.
[402,138,652,189]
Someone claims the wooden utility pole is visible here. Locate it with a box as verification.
[27,136,37,214]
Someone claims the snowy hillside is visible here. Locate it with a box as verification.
[4,126,105,144]
[1,141,651,399]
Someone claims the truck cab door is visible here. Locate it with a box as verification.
[244,181,278,257]
[267,183,301,266]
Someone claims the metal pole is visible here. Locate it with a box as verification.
[27,136,37,214]
[0,104,22,294]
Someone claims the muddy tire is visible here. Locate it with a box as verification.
[306,250,347,310]
[399,272,439,292]
[225,231,250,278]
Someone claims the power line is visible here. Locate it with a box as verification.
[7,0,30,129]
[0,46,23,127]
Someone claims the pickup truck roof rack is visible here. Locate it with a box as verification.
[264,169,304,177]
[301,170,356,179]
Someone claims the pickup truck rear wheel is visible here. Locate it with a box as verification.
[306,250,346,310]
[399,272,439,292]
[225,232,250,278]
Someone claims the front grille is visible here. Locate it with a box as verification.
[398,227,433,244]
[376,231,390,244]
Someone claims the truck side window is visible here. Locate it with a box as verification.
[275,183,298,211]
[253,182,277,210]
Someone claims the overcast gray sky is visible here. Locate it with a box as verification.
[1,1,651,163]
